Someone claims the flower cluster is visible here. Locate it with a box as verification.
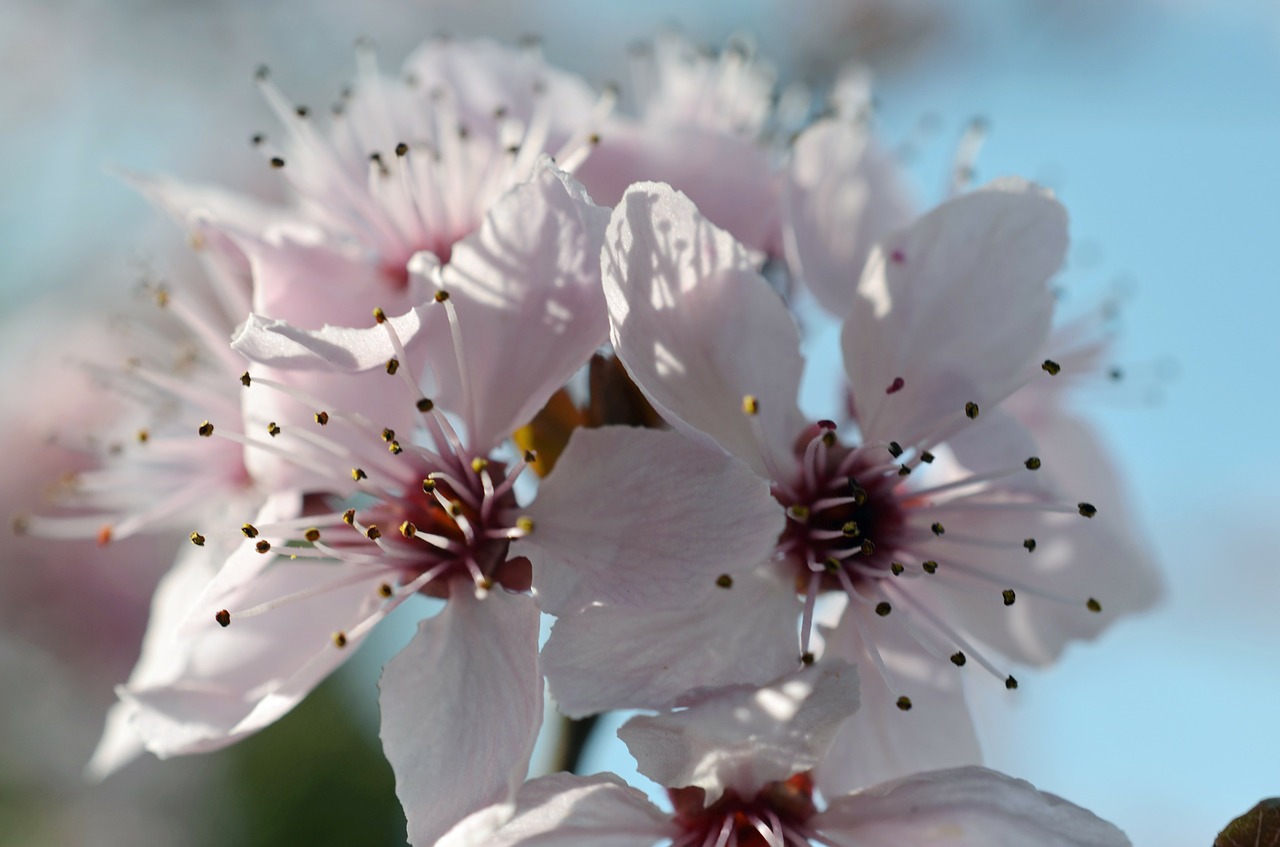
[21,34,1160,845]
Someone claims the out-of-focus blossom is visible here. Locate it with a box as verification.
[439,663,1131,847]
[543,179,1159,790]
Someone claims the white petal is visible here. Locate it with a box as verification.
[603,182,807,479]
[231,303,434,373]
[784,117,914,316]
[381,588,543,847]
[520,426,783,615]
[844,179,1067,445]
[543,567,799,718]
[814,766,1130,847]
[816,604,981,795]
[426,161,611,453]
[619,661,858,803]
[438,773,675,847]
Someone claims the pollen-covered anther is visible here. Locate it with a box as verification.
[421,479,437,494]
[1025,457,1042,470]
[931,522,946,536]
[950,652,967,667]
[239,372,252,387]
[136,429,149,443]
[1002,589,1017,606]
[890,562,905,576]
[822,557,841,574]
[470,457,489,473]
[416,397,435,413]
[1042,359,1062,376]
[399,521,417,539]
[801,652,815,666]
[189,531,206,546]
[965,401,980,419]
[515,516,535,535]
[1023,538,1037,552]
[787,504,810,522]
[352,468,368,481]
[381,428,396,442]
[394,142,408,157]
[373,306,387,324]
[315,411,330,425]
[365,526,381,541]
[842,521,860,537]
[266,422,281,437]
[1005,676,1019,690]
[198,421,214,437]
[342,509,356,525]
[923,560,939,574]
[1087,597,1103,613]
[304,528,321,542]
[434,290,450,303]
[715,574,733,589]
[215,609,231,627]
[269,156,286,169]
[385,358,400,375]
[875,602,892,617]
[255,540,271,554]
[241,523,259,538]
[332,631,348,648]
[848,480,868,505]
[896,696,913,711]
[861,539,876,556]
[447,501,463,518]
[378,583,394,598]
[1078,502,1098,518]
[821,430,837,447]
[388,441,403,454]
[742,394,760,416]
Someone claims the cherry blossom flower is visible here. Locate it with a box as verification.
[437,663,1131,847]
[111,161,782,846]
[544,179,1159,790]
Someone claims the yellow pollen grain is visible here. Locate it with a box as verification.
[741,394,759,416]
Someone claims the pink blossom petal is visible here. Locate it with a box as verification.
[542,567,800,718]
[519,426,783,616]
[816,604,981,796]
[231,303,433,372]
[784,117,914,316]
[843,179,1067,445]
[438,773,676,847]
[603,182,808,479]
[619,661,858,803]
[423,161,610,453]
[814,766,1130,846]
[380,587,543,847]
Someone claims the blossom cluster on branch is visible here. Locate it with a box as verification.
[19,33,1162,845]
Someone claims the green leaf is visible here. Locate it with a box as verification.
[1215,798,1280,847]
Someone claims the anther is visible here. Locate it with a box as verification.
[198,421,214,437]
[1042,359,1062,375]
[365,526,381,540]
[394,142,408,157]
[823,558,841,574]
[240,372,252,387]
[373,307,387,324]
[890,562,905,576]
[434,290,450,303]
[304,528,321,542]
[896,696,913,711]
[1078,502,1097,518]
[386,358,400,375]
[269,157,286,169]
[399,521,417,538]
[787,505,811,521]
[470,457,489,473]
[1087,598,1103,613]
[381,428,395,442]
[136,429,149,443]
[965,401,980,419]
[887,441,903,458]
[255,540,271,554]
[250,133,266,147]
[352,468,367,481]
[294,105,309,118]
[1023,538,1037,552]
[886,376,905,394]
[716,574,733,589]
[332,631,348,648]
[801,652,815,666]
[215,609,231,627]
[1005,676,1019,690]
[1109,367,1123,381]
[821,431,837,447]
[267,422,281,437]
[254,64,270,81]
[378,583,394,598]
[848,479,868,504]
[923,560,939,574]
[241,524,259,538]
[388,441,403,454]
[920,451,935,463]
[875,602,892,617]
[842,521,860,537]
[97,525,113,546]
[342,509,356,525]
[516,516,535,534]
[897,465,911,477]
[447,502,463,518]
[950,652,967,667]
[189,531,206,546]
[1024,457,1042,470]
[742,394,760,415]
[1002,589,1016,606]
[315,411,330,425]
[931,522,946,536]
[422,479,437,494]
[861,539,876,556]
[416,398,435,413]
